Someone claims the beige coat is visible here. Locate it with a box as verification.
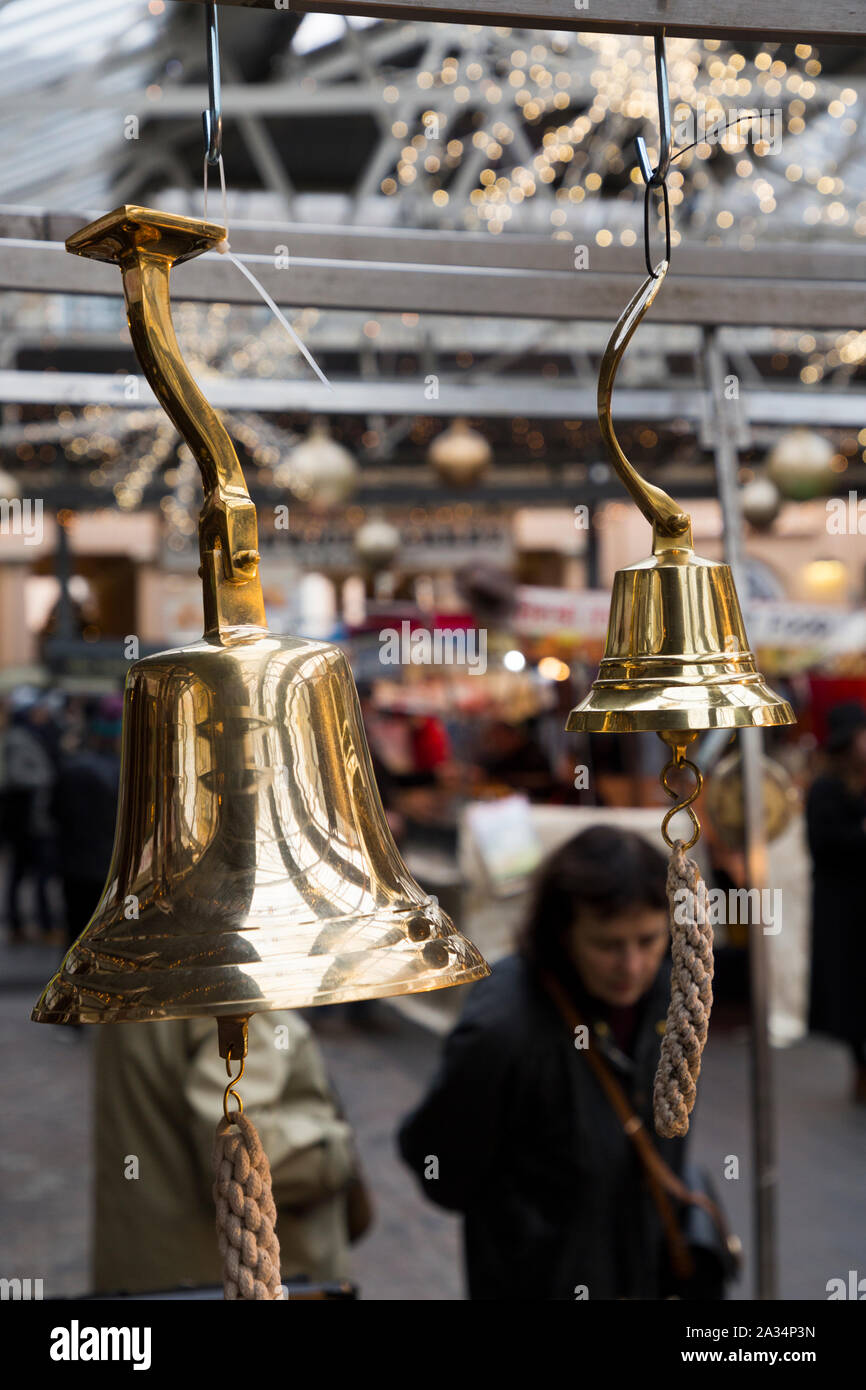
[93,1010,356,1294]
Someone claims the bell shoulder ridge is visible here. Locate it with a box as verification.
[623,548,726,572]
[124,630,348,673]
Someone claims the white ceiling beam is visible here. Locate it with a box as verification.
[4,211,865,283]
[1,239,862,329]
[0,368,858,426]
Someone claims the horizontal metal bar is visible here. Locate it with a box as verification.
[0,369,857,425]
[4,209,866,284]
[173,0,866,45]
[13,477,730,512]
[0,83,386,115]
[1,241,863,329]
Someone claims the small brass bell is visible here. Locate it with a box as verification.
[566,550,795,734]
[567,261,794,740]
[32,207,489,1028]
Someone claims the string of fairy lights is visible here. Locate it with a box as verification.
[371,32,865,245]
[3,24,866,514]
[7,312,866,516]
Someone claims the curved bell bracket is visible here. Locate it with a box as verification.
[596,258,693,556]
[567,258,796,738]
[66,206,267,643]
[30,208,492,1031]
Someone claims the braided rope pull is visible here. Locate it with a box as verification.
[213,1108,285,1300]
[653,840,715,1138]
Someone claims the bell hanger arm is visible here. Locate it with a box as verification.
[66,206,267,639]
[597,26,691,554]
[596,258,693,553]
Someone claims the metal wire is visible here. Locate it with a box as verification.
[671,109,762,165]
[202,3,222,166]
[635,33,672,188]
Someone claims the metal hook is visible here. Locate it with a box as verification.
[223,1044,245,1123]
[635,32,672,187]
[643,177,671,278]
[596,259,692,549]
[657,732,703,851]
[202,2,222,167]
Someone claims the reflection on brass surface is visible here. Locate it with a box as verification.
[32,207,488,1026]
[568,262,795,737]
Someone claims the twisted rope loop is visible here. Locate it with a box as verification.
[653,841,715,1139]
[213,1109,284,1300]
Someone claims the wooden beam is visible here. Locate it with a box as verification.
[173,0,866,46]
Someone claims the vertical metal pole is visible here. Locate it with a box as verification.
[55,510,75,641]
[704,328,777,1302]
[585,495,600,589]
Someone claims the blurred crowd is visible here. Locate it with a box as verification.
[0,686,122,948]
[2,681,864,1298]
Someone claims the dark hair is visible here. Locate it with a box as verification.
[518,825,667,974]
[825,700,866,756]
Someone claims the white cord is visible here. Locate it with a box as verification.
[201,153,331,388]
[3,186,332,391]
[224,251,332,390]
[202,152,228,231]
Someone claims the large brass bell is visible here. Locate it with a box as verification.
[567,261,794,740]
[32,207,488,1028]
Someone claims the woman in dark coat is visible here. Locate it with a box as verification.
[806,701,866,1103]
[398,826,696,1301]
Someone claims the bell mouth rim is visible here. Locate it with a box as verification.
[566,698,795,733]
[30,956,490,1027]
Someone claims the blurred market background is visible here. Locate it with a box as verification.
[0,0,864,1299]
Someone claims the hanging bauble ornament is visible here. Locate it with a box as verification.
[355,515,401,570]
[428,418,492,487]
[289,421,358,512]
[767,428,835,501]
[741,474,782,530]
